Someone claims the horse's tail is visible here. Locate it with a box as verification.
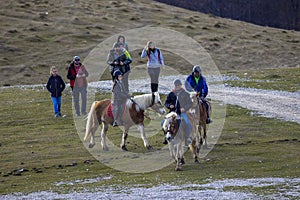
[84,101,99,141]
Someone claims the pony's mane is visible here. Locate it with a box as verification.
[165,111,177,119]
[189,91,197,98]
[126,92,159,110]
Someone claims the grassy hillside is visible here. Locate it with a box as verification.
[0,89,299,194]
[0,0,299,86]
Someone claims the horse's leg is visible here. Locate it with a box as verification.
[169,144,176,161]
[88,125,98,148]
[137,124,152,150]
[101,123,109,151]
[190,139,199,163]
[120,129,129,151]
[175,144,182,171]
[198,123,203,152]
[194,125,200,154]
[179,143,185,165]
[203,124,208,149]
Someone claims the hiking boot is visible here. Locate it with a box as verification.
[113,121,118,127]
[162,137,168,144]
[206,118,212,124]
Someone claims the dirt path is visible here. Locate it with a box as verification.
[4,74,299,124]
[88,75,300,124]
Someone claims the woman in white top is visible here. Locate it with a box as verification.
[141,41,164,93]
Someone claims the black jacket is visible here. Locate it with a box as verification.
[165,88,193,115]
[112,80,130,104]
[46,75,66,97]
[107,50,132,79]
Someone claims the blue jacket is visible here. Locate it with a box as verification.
[46,75,65,97]
[185,73,208,97]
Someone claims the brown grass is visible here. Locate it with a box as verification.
[0,0,299,86]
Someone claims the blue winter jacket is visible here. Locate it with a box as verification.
[185,73,208,97]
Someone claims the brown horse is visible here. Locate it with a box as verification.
[84,92,166,151]
[190,92,211,151]
[162,112,199,171]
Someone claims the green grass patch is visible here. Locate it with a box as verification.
[222,67,300,92]
[0,88,299,195]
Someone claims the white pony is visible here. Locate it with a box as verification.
[162,112,186,171]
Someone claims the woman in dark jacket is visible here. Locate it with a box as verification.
[46,66,66,117]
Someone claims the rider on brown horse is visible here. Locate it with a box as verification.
[185,65,212,124]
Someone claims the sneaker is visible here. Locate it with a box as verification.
[113,121,118,127]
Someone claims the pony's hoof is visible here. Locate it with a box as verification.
[195,159,199,163]
[103,146,109,151]
[146,145,153,150]
[180,158,185,165]
[88,143,95,148]
[121,146,128,151]
[175,167,182,171]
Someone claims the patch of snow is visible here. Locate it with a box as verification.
[2,177,299,200]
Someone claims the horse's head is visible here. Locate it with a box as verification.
[151,92,166,115]
[190,91,199,106]
[162,112,179,142]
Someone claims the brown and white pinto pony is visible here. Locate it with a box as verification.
[84,92,166,151]
[162,112,199,171]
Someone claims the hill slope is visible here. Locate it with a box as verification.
[0,0,299,86]
[155,0,300,31]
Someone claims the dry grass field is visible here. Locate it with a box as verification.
[0,0,299,197]
[0,0,299,86]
